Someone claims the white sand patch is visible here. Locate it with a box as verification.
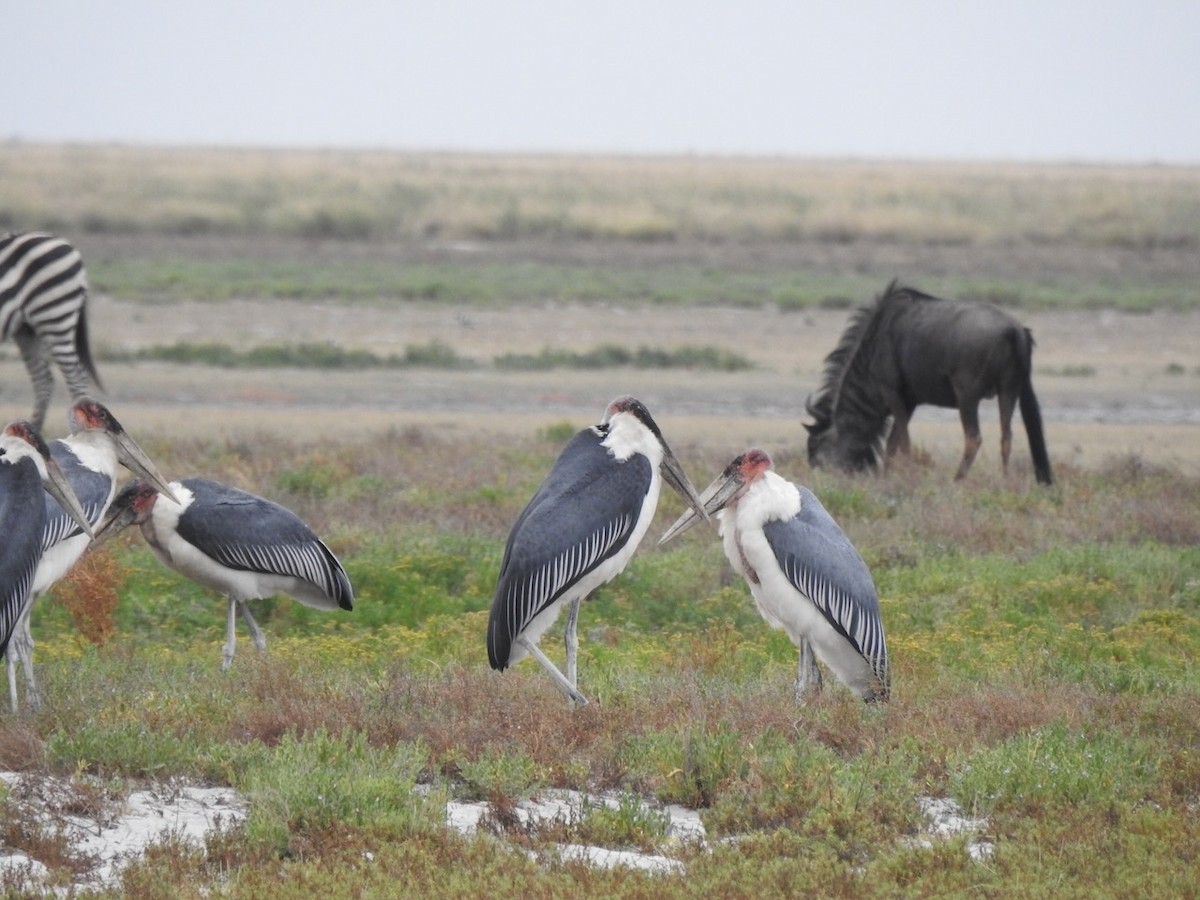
[0,772,247,895]
[445,787,706,875]
[909,794,995,861]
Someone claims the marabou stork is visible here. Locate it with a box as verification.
[487,395,707,705]
[5,398,178,712]
[95,477,354,669]
[1,421,93,666]
[660,448,889,702]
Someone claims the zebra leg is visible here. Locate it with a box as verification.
[47,321,97,401]
[15,326,54,430]
[796,637,823,701]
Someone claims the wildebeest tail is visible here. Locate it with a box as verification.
[1014,327,1053,485]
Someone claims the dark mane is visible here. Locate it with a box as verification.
[805,280,914,468]
[807,297,880,424]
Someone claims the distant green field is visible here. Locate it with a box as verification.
[3,143,1199,311]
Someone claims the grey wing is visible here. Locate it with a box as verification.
[762,487,888,682]
[487,430,651,669]
[0,469,45,655]
[176,478,353,609]
[41,445,112,550]
[0,556,37,657]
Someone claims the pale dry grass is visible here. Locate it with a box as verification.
[4,143,1199,246]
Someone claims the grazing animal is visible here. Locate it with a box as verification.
[95,477,353,669]
[661,448,889,702]
[0,421,92,661]
[487,395,707,705]
[805,280,1053,485]
[0,233,104,430]
[5,399,177,712]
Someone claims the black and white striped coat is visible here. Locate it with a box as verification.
[0,233,103,429]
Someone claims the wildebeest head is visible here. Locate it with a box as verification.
[804,393,881,474]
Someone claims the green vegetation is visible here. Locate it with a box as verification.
[3,430,1198,896]
[97,340,750,372]
[107,339,474,370]
[3,144,1199,311]
[495,344,753,372]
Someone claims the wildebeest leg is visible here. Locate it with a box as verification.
[885,409,912,459]
[884,396,912,460]
[15,326,54,431]
[997,390,1017,475]
[955,403,983,480]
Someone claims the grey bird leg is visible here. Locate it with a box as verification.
[6,608,43,713]
[223,597,239,669]
[223,599,268,670]
[517,635,589,706]
[564,597,581,688]
[6,651,18,713]
[796,637,823,701]
[13,613,42,712]
[238,601,268,655]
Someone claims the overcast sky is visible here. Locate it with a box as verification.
[4,1,1197,163]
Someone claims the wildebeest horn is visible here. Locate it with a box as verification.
[804,393,824,422]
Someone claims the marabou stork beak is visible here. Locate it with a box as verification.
[92,499,136,544]
[44,457,94,540]
[658,465,746,546]
[113,430,179,504]
[658,442,709,528]
[91,480,159,544]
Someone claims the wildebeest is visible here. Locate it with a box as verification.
[805,280,1053,485]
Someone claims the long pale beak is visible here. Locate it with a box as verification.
[658,468,745,546]
[659,442,709,527]
[93,496,139,544]
[44,458,94,540]
[114,431,179,504]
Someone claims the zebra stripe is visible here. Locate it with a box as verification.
[0,232,101,429]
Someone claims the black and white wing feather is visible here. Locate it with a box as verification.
[488,429,651,669]
[1,457,47,656]
[762,486,889,687]
[40,444,112,550]
[175,478,353,610]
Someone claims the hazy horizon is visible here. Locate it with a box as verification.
[4,2,1197,165]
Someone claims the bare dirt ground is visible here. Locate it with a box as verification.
[1,236,1197,474]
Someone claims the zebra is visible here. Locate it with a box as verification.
[1,232,104,430]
